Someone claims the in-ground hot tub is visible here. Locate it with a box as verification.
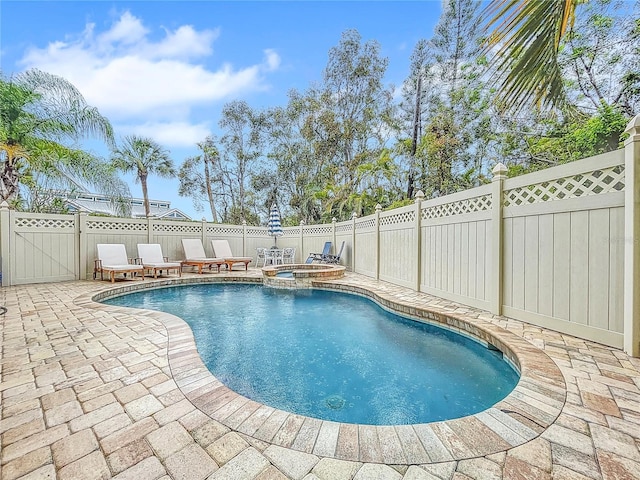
[262,263,345,288]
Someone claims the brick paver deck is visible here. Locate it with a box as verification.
[1,270,639,479]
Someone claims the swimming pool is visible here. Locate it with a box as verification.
[104,283,519,425]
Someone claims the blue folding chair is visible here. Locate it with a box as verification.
[306,241,332,263]
[323,241,345,264]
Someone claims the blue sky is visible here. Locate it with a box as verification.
[1,1,445,220]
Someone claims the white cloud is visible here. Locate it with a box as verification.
[19,11,279,140]
[264,49,281,71]
[97,11,148,47]
[145,25,219,60]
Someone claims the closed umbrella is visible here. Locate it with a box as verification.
[268,204,283,246]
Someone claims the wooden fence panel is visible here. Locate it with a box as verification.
[12,213,77,284]
[419,186,492,310]
[354,216,376,278]
[502,149,626,347]
[379,205,416,289]
[150,220,203,263]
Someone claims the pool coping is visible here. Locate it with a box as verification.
[76,274,566,465]
[261,263,346,277]
[261,263,346,288]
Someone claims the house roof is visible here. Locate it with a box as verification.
[59,192,191,220]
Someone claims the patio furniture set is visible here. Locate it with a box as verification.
[255,247,296,267]
[93,239,251,282]
[93,239,345,282]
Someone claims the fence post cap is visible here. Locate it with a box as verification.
[625,114,640,137]
[375,204,382,212]
[300,220,305,226]
[492,162,508,179]
[414,190,425,202]
[332,217,337,223]
[0,201,10,210]
[352,212,358,219]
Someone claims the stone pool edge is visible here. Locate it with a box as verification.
[77,274,566,465]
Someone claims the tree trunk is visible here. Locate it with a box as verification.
[407,75,423,200]
[203,158,218,222]
[140,173,150,217]
[0,158,20,204]
[412,76,423,158]
[406,172,416,201]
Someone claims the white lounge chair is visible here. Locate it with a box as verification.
[94,244,144,283]
[211,240,252,271]
[137,244,182,278]
[181,239,225,274]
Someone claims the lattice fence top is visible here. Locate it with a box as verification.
[87,220,148,232]
[355,218,376,229]
[380,210,415,226]
[503,164,625,207]
[15,217,75,229]
[207,226,244,235]
[153,223,202,234]
[421,194,492,220]
[336,223,353,233]
[246,228,270,236]
[303,225,334,235]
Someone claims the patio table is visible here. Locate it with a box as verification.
[264,248,283,265]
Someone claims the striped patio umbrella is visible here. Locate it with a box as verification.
[268,204,284,246]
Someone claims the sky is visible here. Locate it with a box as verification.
[1,0,445,221]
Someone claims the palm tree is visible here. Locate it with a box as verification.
[483,0,580,112]
[178,136,221,222]
[0,69,129,211]
[110,135,176,217]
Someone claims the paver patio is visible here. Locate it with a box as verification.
[1,270,639,479]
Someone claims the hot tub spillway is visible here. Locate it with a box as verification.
[275,271,294,279]
[262,263,345,289]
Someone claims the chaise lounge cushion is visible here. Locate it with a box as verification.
[137,244,182,278]
[95,244,144,282]
[181,239,225,274]
[211,240,252,271]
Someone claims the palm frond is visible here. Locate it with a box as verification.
[0,143,30,163]
[483,0,579,112]
[13,69,114,146]
[29,140,131,216]
[110,135,175,177]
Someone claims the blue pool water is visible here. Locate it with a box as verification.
[104,284,519,425]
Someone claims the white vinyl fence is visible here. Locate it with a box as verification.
[1,116,639,355]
